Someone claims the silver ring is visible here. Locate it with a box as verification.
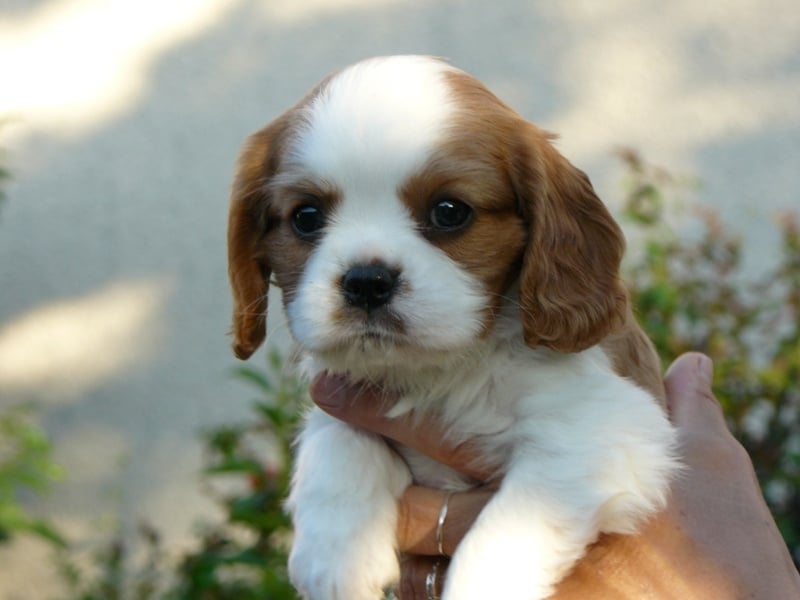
[436,492,452,556]
[425,560,441,600]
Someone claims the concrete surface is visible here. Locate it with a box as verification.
[1,0,798,595]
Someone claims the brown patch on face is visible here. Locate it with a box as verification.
[400,157,526,333]
[413,68,630,351]
[264,176,342,306]
[399,70,532,333]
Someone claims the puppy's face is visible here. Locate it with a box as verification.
[228,56,628,369]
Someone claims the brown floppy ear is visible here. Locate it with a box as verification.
[513,124,628,352]
[227,122,285,360]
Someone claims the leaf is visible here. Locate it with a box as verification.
[231,366,274,394]
[205,458,263,476]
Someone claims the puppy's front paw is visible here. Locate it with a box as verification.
[289,531,399,600]
[287,410,412,599]
[442,495,588,600]
[443,532,554,600]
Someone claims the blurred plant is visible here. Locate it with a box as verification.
[168,349,304,599]
[53,350,304,599]
[0,406,66,547]
[619,148,800,562]
[54,522,166,600]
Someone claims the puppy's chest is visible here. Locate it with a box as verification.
[386,366,529,491]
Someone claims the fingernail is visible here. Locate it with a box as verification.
[696,354,713,388]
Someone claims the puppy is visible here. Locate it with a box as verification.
[227,56,678,600]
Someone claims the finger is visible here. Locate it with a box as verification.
[310,373,494,481]
[399,555,447,600]
[663,352,725,431]
[664,352,754,476]
[397,486,493,555]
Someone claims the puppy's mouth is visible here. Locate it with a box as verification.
[336,306,408,346]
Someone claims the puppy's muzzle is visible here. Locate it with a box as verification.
[341,263,399,313]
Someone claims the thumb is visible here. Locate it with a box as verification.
[663,352,724,430]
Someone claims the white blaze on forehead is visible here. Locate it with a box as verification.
[291,56,456,189]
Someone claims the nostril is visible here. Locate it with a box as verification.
[341,264,399,311]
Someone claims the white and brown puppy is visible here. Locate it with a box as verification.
[228,56,679,600]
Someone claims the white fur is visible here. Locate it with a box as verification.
[281,56,679,600]
[291,55,457,189]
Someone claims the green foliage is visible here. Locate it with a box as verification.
[53,350,305,599]
[619,149,800,561]
[54,523,166,600]
[0,406,66,548]
[168,350,304,599]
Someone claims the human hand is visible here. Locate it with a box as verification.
[310,353,800,599]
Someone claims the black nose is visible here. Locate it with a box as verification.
[341,264,399,311]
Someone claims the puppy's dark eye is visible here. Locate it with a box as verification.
[292,205,326,239]
[430,198,473,231]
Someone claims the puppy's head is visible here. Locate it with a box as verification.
[228,56,627,368]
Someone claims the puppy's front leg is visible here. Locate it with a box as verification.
[443,456,599,600]
[287,408,412,600]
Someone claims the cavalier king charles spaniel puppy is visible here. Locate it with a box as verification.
[227,55,679,600]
